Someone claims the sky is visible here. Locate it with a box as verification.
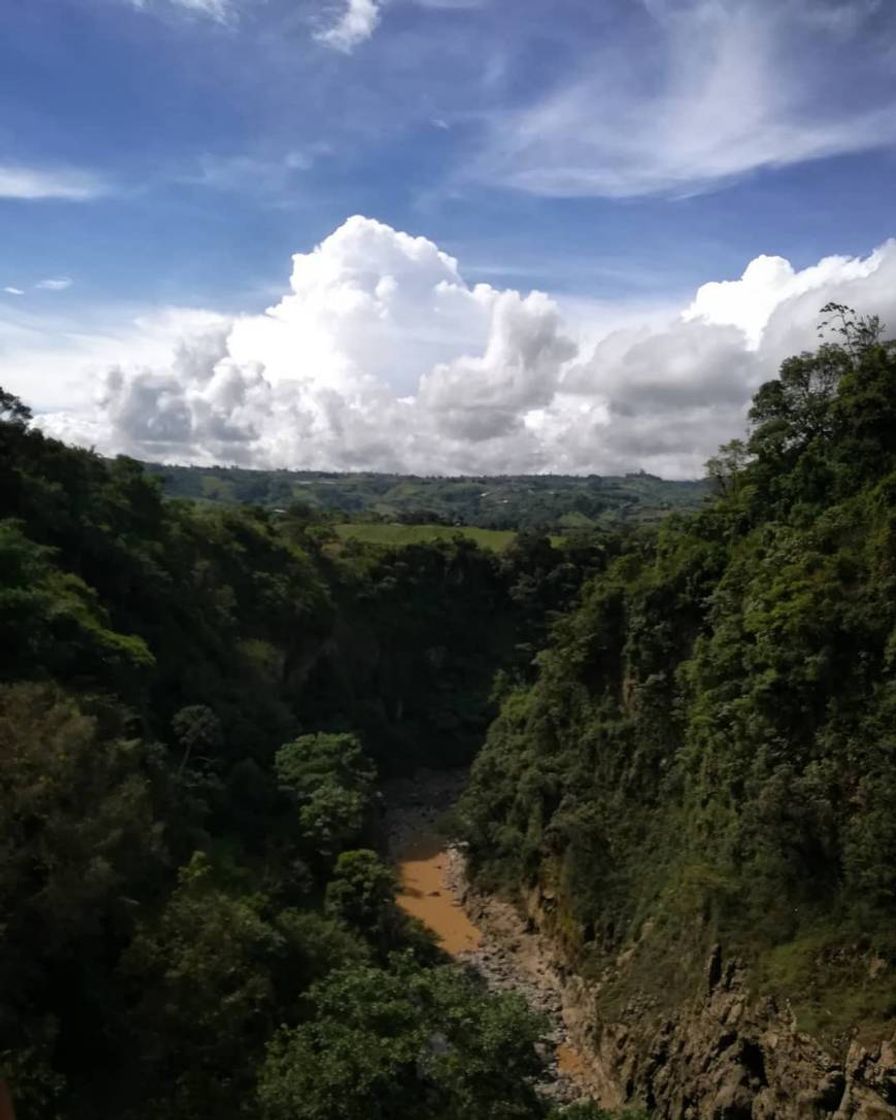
[2,0,896,477]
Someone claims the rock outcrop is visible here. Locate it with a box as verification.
[458,863,896,1120]
[386,771,896,1118]
[579,951,896,1120]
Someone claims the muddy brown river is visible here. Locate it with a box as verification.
[395,830,480,954]
[394,822,587,1086]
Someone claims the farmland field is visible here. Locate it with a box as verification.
[331,522,516,551]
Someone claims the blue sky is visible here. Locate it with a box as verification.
[3,0,896,475]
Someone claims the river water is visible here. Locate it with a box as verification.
[395,829,481,954]
[387,771,591,1101]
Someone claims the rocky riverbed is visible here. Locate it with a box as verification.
[383,769,896,1120]
[384,768,594,1105]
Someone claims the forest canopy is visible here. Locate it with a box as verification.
[0,387,612,1118]
[460,307,896,1040]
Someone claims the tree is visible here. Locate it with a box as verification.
[324,850,399,948]
[705,438,749,500]
[817,301,883,362]
[275,732,375,802]
[0,684,162,980]
[0,684,164,1118]
[830,324,896,481]
[171,704,222,775]
[0,522,154,684]
[120,853,282,1120]
[275,733,376,861]
[257,958,546,1120]
[748,348,847,458]
[0,388,31,428]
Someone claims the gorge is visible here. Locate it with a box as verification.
[3,313,896,1118]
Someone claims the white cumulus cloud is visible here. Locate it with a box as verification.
[418,290,576,441]
[28,217,896,479]
[683,249,886,346]
[315,0,381,52]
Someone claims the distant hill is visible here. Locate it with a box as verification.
[143,463,709,530]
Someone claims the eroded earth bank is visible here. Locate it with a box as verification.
[385,770,896,1120]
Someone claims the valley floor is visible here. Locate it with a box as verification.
[385,769,595,1107]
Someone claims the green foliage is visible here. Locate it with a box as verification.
[257,957,546,1120]
[324,850,400,949]
[0,521,154,683]
[1,388,603,1118]
[461,315,896,1043]
[8,310,894,1117]
[276,732,376,859]
[0,387,31,427]
[116,853,372,1120]
[0,683,163,985]
[0,682,165,1117]
[120,852,286,1118]
[301,530,607,772]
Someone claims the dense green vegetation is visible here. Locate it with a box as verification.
[460,308,896,1045]
[0,386,612,1119]
[145,462,708,531]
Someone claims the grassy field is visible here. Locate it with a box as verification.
[332,522,516,552]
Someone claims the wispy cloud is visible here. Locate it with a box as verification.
[473,0,896,198]
[36,277,73,292]
[182,149,320,193]
[0,165,108,201]
[127,0,237,23]
[412,0,484,7]
[3,278,75,296]
[315,0,381,52]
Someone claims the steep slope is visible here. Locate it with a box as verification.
[0,390,610,1120]
[460,311,896,1117]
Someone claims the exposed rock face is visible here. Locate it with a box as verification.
[455,866,896,1120]
[385,772,896,1118]
[582,954,895,1120]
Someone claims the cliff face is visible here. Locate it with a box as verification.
[571,945,896,1120]
[460,869,896,1120]
[458,335,896,1116]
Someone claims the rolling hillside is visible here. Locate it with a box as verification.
[144,464,708,531]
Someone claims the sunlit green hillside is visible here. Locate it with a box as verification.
[331,521,516,551]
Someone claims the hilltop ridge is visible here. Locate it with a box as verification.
[144,463,708,531]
